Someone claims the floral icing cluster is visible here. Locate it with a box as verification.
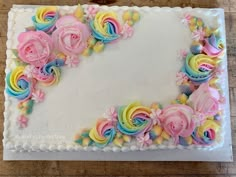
[74,14,225,148]
[6,5,140,128]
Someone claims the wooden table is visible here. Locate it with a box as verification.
[0,0,235,176]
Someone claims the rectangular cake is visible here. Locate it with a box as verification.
[3,4,229,152]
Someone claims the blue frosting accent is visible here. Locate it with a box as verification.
[179,136,189,146]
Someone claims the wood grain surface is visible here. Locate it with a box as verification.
[0,0,236,176]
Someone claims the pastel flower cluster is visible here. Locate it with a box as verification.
[7,5,140,128]
[74,14,224,148]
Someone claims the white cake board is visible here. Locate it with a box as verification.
[3,5,233,161]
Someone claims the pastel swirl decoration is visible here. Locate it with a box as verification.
[182,54,218,84]
[33,59,64,86]
[89,119,116,147]
[192,120,220,145]
[6,66,35,101]
[32,6,59,33]
[117,102,153,136]
[89,11,122,43]
[202,34,224,57]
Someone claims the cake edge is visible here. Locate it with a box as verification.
[2,5,229,152]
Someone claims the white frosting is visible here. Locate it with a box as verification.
[3,5,228,152]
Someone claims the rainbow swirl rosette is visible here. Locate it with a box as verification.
[159,104,195,144]
[89,11,122,43]
[32,6,59,33]
[202,34,224,57]
[182,54,219,84]
[89,119,116,147]
[32,59,64,86]
[117,102,153,136]
[192,120,220,145]
[6,66,35,101]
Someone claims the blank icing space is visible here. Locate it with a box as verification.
[19,11,192,139]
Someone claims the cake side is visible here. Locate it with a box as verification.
[3,5,228,152]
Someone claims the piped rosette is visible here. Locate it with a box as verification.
[89,11,122,43]
[158,104,195,144]
[191,120,220,145]
[6,66,35,101]
[32,6,59,33]
[89,119,116,147]
[187,83,221,124]
[190,34,224,57]
[182,54,219,84]
[117,102,153,136]
[32,59,64,86]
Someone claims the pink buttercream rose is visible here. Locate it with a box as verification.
[159,104,195,143]
[17,31,53,67]
[188,83,220,118]
[52,15,91,56]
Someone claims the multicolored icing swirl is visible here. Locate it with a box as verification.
[33,59,64,86]
[182,54,219,84]
[192,120,220,145]
[117,102,153,136]
[6,66,35,101]
[32,6,59,33]
[89,119,116,147]
[89,11,122,43]
[202,34,224,57]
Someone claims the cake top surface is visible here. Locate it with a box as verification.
[3,4,228,152]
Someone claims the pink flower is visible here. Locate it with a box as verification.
[32,89,45,103]
[52,15,91,56]
[176,72,188,85]
[178,49,188,60]
[85,6,99,19]
[181,13,192,25]
[23,65,36,78]
[17,31,53,67]
[150,109,161,125]
[103,107,118,123]
[17,115,28,128]
[121,23,134,39]
[65,56,80,67]
[192,27,205,41]
[159,104,195,144]
[188,83,220,117]
[136,133,152,147]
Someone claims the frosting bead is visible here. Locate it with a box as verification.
[6,66,35,101]
[132,11,140,22]
[190,42,203,55]
[18,100,34,115]
[93,42,105,53]
[122,10,132,22]
[32,6,59,33]
[117,102,153,136]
